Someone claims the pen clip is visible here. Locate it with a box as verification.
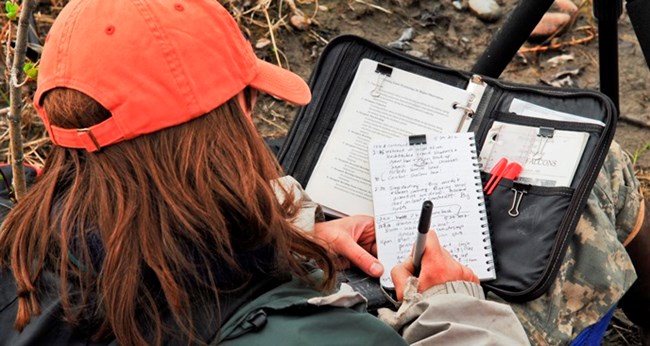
[417,201,433,233]
[413,200,433,277]
[483,158,508,195]
[485,161,523,195]
[502,162,523,180]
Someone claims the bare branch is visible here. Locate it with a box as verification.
[620,114,650,129]
[8,0,37,201]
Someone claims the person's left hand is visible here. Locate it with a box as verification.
[313,215,384,278]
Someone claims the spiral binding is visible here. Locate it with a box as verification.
[469,135,495,273]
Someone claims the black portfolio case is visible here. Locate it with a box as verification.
[278,35,617,302]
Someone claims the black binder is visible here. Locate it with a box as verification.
[278,35,617,303]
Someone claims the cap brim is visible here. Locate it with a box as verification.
[249,59,312,106]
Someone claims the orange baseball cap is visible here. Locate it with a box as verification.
[33,0,311,152]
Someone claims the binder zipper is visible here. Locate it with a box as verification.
[492,111,605,134]
[480,87,615,300]
[284,34,615,300]
[287,42,353,181]
[489,76,617,113]
[474,73,614,139]
[465,68,615,300]
[347,36,615,301]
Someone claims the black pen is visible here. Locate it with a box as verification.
[413,200,433,277]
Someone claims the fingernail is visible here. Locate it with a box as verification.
[370,262,384,276]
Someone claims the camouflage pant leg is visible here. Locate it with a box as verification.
[488,141,644,345]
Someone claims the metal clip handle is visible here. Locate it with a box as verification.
[508,188,527,217]
[532,127,555,160]
[371,74,387,97]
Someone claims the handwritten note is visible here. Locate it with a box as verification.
[369,133,495,288]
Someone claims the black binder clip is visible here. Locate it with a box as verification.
[533,127,555,159]
[375,64,393,76]
[409,134,427,146]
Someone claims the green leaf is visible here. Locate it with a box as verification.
[5,2,18,21]
[23,62,38,80]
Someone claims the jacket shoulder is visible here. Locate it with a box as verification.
[215,274,406,346]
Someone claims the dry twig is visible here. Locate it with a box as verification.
[258,112,288,132]
[261,5,283,68]
[352,0,392,14]
[8,0,38,200]
[620,114,650,129]
[519,27,597,53]
[519,0,596,54]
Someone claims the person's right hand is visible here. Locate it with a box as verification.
[391,231,479,301]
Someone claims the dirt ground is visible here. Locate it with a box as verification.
[242,0,648,344]
[247,0,650,172]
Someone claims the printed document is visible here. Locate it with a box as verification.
[479,121,589,187]
[305,59,471,216]
[510,98,605,127]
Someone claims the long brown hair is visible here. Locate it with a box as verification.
[0,88,336,344]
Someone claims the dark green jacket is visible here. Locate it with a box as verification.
[216,274,407,345]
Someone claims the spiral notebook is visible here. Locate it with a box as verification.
[368,132,495,288]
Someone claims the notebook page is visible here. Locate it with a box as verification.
[369,133,495,289]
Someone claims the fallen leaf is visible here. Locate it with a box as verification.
[290,14,311,30]
[546,53,575,67]
[255,38,271,49]
[541,68,581,87]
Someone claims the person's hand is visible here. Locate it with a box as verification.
[391,231,479,300]
[313,215,384,277]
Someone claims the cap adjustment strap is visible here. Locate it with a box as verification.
[77,128,102,152]
[48,117,125,152]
